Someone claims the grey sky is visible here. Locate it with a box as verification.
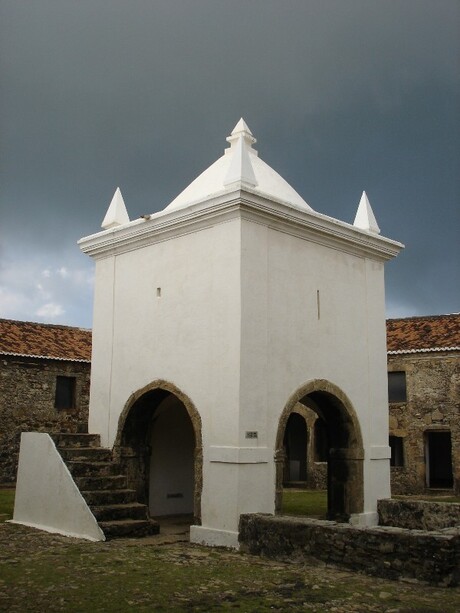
[1,0,459,327]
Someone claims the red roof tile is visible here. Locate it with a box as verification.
[0,319,92,362]
[386,314,460,354]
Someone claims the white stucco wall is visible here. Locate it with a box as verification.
[12,432,104,541]
[239,219,391,524]
[82,191,401,547]
[89,217,242,450]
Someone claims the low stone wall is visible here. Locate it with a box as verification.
[239,514,460,587]
[378,498,460,530]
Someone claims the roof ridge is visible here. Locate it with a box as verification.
[387,313,460,323]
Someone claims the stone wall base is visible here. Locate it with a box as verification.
[239,514,459,587]
[378,498,460,531]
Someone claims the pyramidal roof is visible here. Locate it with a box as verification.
[164,119,313,213]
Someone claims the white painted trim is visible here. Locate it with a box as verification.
[349,512,379,527]
[12,432,105,542]
[209,446,270,464]
[79,192,403,263]
[369,445,391,460]
[0,351,90,363]
[387,347,460,355]
[190,525,240,549]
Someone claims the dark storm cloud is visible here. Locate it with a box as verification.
[0,1,459,326]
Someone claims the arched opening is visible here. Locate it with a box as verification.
[276,380,364,522]
[113,381,202,526]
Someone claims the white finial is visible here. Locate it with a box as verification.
[224,119,257,188]
[226,118,257,150]
[101,187,130,230]
[353,191,380,234]
[231,118,253,136]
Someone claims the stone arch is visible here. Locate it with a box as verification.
[113,379,202,524]
[275,379,364,521]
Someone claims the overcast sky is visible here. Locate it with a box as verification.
[1,1,459,329]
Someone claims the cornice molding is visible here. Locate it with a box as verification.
[78,189,403,262]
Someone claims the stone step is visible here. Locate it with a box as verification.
[49,428,158,540]
[67,461,121,478]
[75,475,127,491]
[51,433,101,448]
[59,447,113,462]
[91,502,149,522]
[81,489,138,506]
[99,518,160,539]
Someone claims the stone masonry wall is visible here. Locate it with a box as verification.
[388,351,459,495]
[239,513,460,587]
[0,356,90,483]
[378,498,460,531]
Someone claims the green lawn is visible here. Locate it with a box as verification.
[1,487,459,611]
[280,489,460,517]
[394,494,460,503]
[0,487,15,521]
[281,489,327,517]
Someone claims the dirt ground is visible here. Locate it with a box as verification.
[0,520,459,612]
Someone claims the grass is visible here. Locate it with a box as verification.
[0,488,15,521]
[394,494,460,503]
[1,488,459,611]
[280,489,460,518]
[1,524,459,612]
[281,489,327,517]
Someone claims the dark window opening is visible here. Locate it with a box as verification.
[55,376,76,410]
[283,413,307,482]
[426,431,453,488]
[389,435,404,467]
[388,371,407,403]
[314,418,329,462]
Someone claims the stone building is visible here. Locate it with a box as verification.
[283,313,460,497]
[387,314,460,495]
[0,319,91,484]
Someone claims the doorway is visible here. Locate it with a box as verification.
[425,431,453,489]
[115,382,202,525]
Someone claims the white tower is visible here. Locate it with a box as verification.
[79,120,403,548]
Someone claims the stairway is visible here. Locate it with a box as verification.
[50,432,159,539]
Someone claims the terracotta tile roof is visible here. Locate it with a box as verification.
[386,314,460,354]
[0,319,92,362]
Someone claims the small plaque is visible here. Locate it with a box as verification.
[245,431,258,439]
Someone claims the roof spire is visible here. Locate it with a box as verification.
[223,118,258,188]
[353,191,380,234]
[101,187,130,230]
[226,118,257,148]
